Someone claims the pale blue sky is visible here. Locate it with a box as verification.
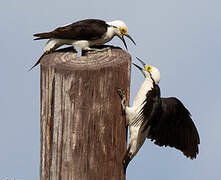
[0,0,220,179]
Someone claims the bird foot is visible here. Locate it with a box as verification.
[115,88,126,115]
[116,88,126,100]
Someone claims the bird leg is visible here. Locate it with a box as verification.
[83,47,111,54]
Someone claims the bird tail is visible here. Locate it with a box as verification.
[28,52,48,71]
[122,146,132,174]
[33,32,52,40]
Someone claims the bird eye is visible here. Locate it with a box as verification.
[120,27,127,34]
[145,65,152,72]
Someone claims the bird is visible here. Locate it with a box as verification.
[116,57,200,173]
[30,19,136,70]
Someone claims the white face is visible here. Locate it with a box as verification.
[107,20,128,36]
[133,58,161,84]
[140,65,161,84]
[107,20,136,50]
[149,66,161,84]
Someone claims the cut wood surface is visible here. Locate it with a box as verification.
[40,47,131,180]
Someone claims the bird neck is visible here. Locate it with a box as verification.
[132,78,154,107]
[104,26,116,40]
[88,27,116,47]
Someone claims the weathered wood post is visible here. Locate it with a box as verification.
[40,47,131,180]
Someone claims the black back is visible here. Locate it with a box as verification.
[34,19,108,40]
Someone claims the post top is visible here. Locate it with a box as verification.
[40,46,131,71]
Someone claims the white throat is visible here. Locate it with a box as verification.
[132,78,154,107]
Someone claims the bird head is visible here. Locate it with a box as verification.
[107,20,136,50]
[133,57,160,84]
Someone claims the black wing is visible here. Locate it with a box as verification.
[148,97,200,159]
[132,84,162,133]
[33,19,108,40]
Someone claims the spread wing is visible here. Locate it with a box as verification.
[148,97,200,159]
[33,19,108,40]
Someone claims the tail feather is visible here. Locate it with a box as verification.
[122,146,132,174]
[33,32,52,40]
[33,37,44,40]
[28,52,48,71]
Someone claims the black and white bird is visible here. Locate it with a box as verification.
[116,57,200,173]
[31,19,136,70]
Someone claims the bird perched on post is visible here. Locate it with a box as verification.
[30,19,136,70]
[116,57,200,173]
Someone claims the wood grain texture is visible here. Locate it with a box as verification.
[40,47,131,180]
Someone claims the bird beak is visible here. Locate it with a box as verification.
[121,35,128,50]
[136,57,146,69]
[125,34,136,46]
[132,63,145,77]
[120,34,136,50]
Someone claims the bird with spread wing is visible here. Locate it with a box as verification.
[116,57,200,173]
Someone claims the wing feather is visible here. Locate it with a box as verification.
[148,97,200,159]
[33,19,108,40]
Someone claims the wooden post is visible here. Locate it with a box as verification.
[40,47,131,180]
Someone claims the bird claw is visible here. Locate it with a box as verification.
[115,87,126,100]
[115,87,126,115]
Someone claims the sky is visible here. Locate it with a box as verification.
[0,0,221,179]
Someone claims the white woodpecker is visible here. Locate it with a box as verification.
[116,57,200,173]
[30,19,136,70]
